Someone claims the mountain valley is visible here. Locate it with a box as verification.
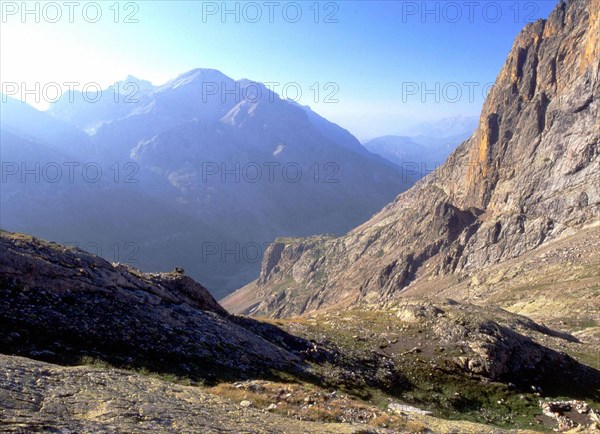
[1,0,599,432]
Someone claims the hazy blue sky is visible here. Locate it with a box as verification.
[1,1,557,139]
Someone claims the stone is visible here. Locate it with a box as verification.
[388,403,433,416]
[0,355,360,433]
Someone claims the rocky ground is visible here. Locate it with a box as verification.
[0,231,305,382]
[413,224,600,345]
[257,301,600,432]
[0,354,364,434]
[2,230,599,432]
[216,228,600,431]
[2,353,555,434]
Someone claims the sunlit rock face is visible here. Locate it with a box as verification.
[223,0,599,318]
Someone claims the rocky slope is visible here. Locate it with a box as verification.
[2,353,559,434]
[267,303,600,431]
[0,354,364,434]
[0,230,303,379]
[398,222,600,345]
[3,230,599,432]
[222,0,600,318]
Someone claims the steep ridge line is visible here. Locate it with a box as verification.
[222,0,600,318]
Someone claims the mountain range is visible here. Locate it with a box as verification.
[1,71,415,298]
[362,134,464,179]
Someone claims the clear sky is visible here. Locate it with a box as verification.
[1,0,557,140]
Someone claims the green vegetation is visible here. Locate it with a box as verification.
[265,307,600,432]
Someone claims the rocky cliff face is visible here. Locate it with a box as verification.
[222,0,600,318]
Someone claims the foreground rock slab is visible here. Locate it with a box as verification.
[0,354,365,434]
[0,354,545,434]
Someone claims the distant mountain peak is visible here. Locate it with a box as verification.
[3,65,415,299]
[117,75,154,92]
[162,68,233,89]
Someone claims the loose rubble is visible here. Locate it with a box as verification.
[538,400,600,432]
